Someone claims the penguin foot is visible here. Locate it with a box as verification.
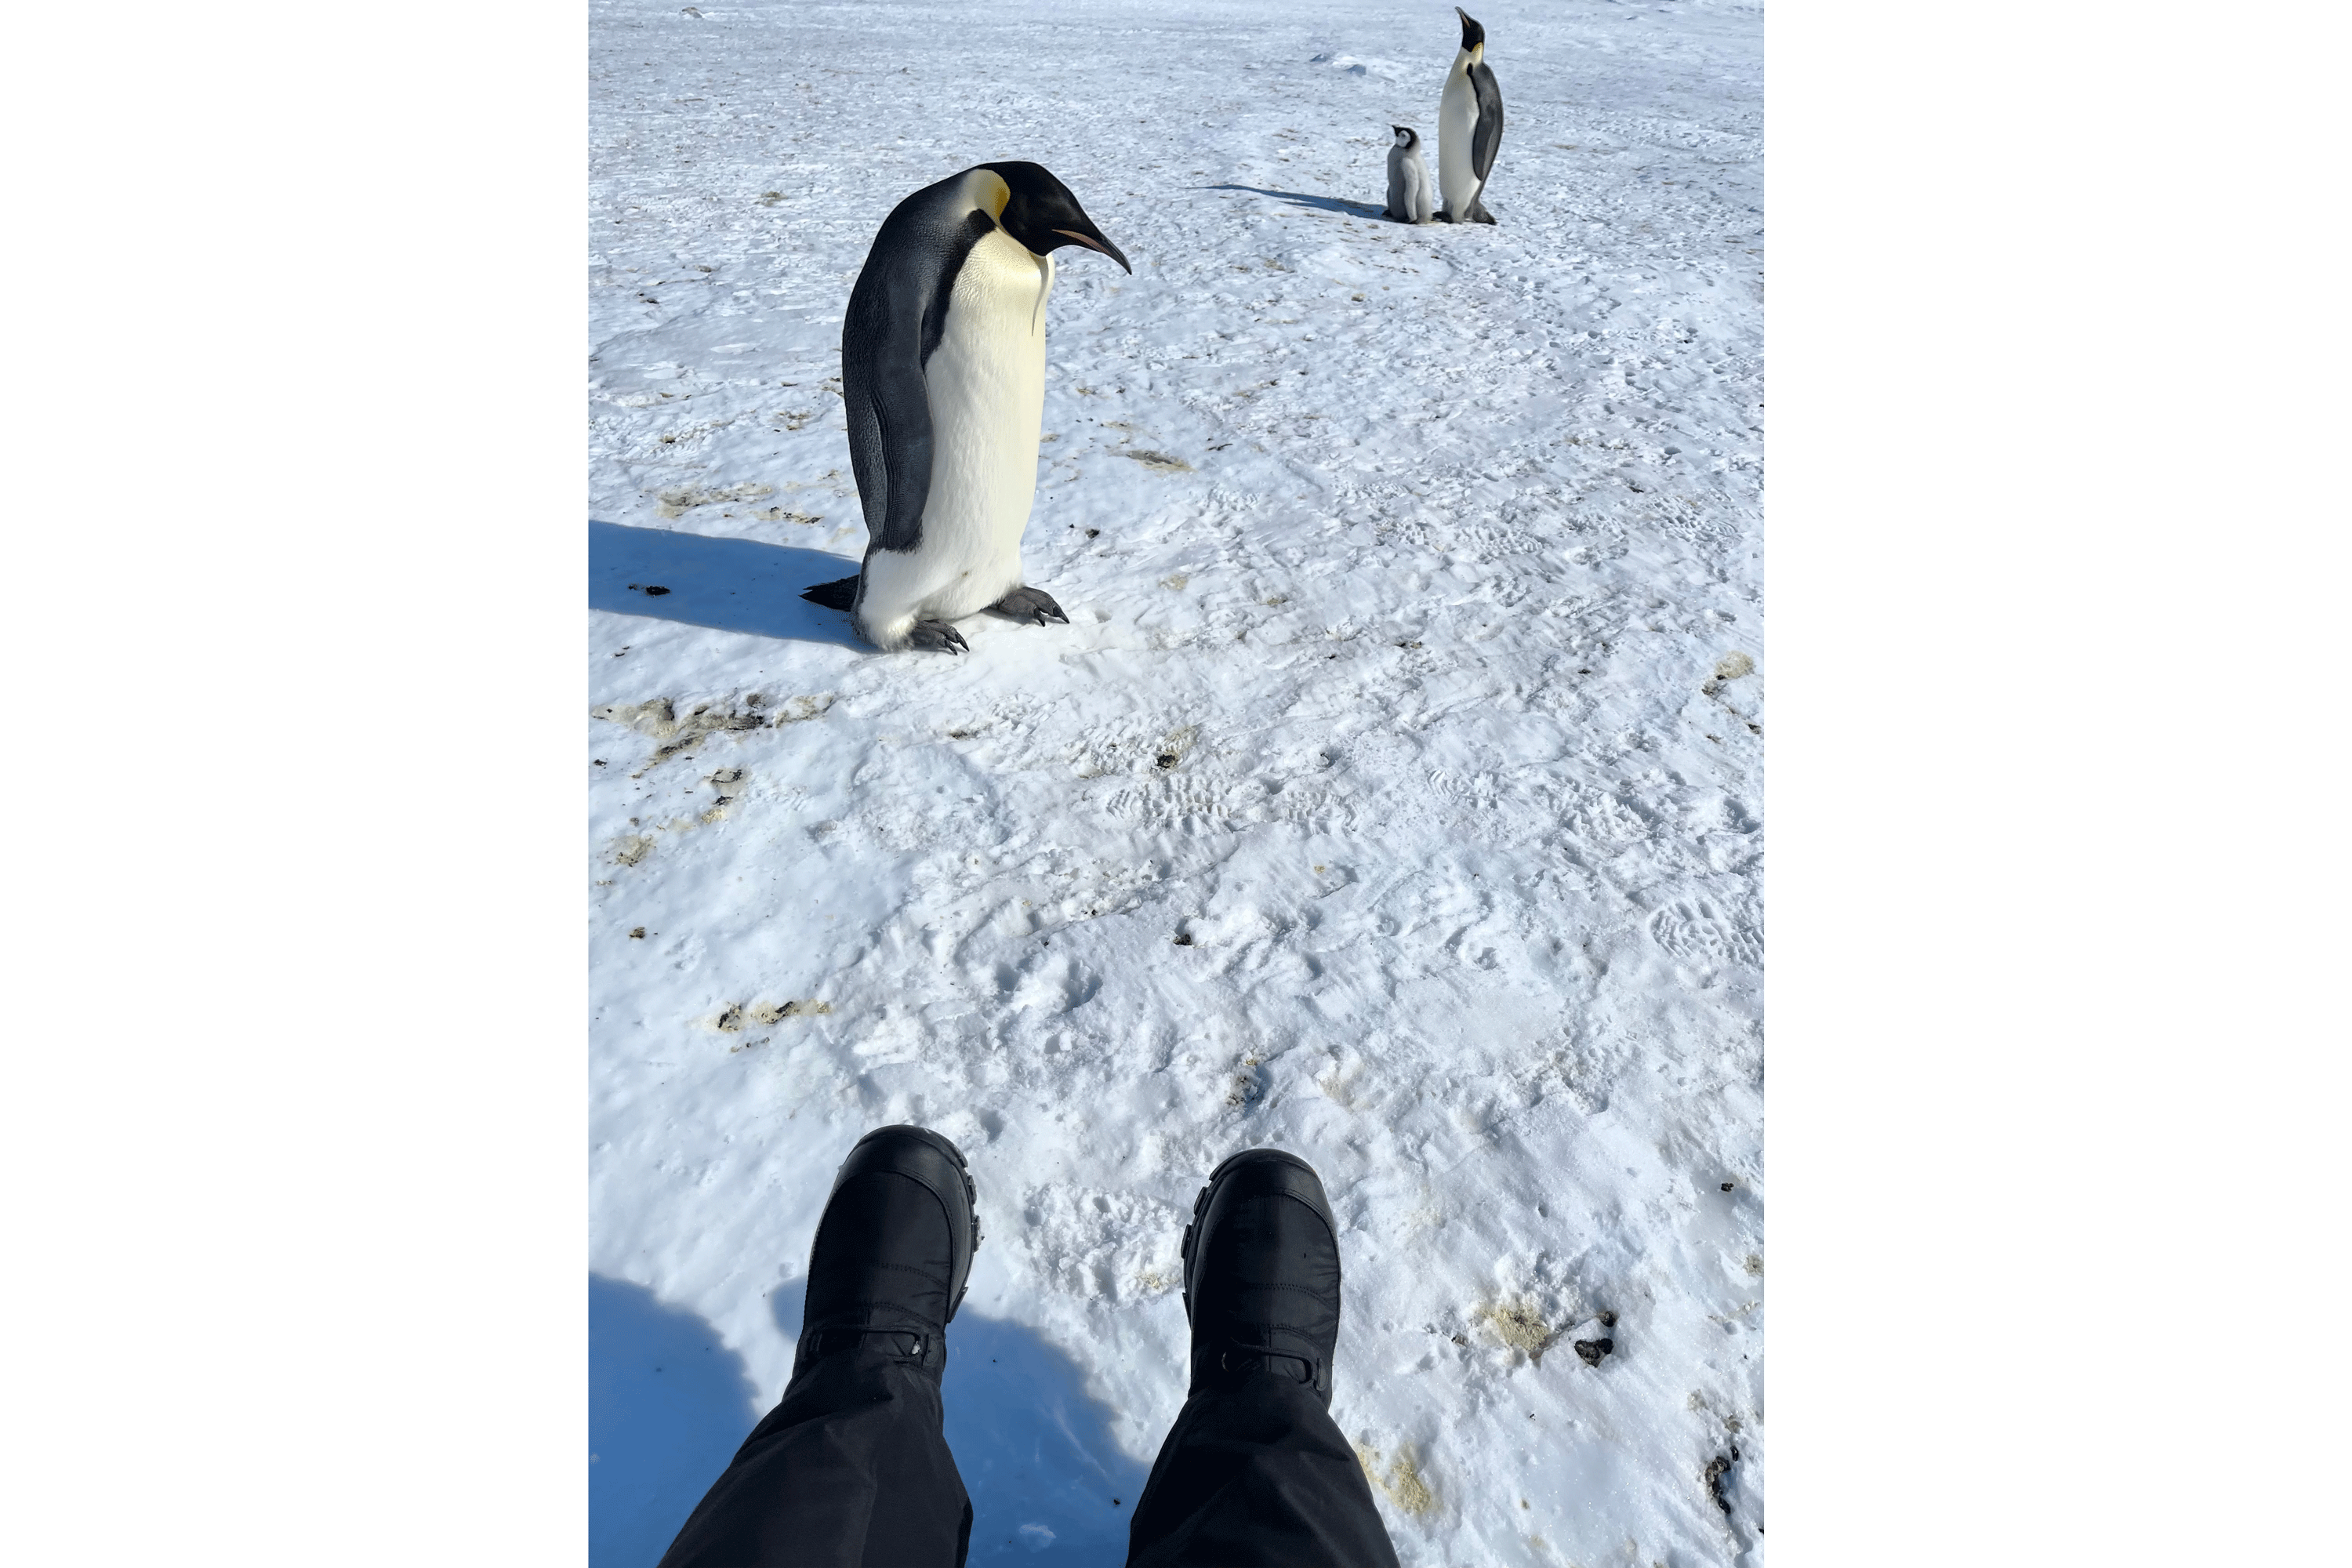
[985,586,1069,626]
[908,619,971,655]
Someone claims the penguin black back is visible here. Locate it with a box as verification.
[1465,17,1504,188]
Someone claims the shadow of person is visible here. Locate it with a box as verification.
[590,521,865,648]
[589,1275,762,1568]
[1200,183,1388,219]
[945,1316,1156,1564]
[764,1284,1152,1566]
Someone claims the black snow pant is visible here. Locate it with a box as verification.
[655,1336,1401,1568]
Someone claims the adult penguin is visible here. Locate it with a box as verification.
[801,162,1131,653]
[1437,7,1504,223]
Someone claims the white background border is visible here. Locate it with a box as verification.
[5,0,2342,1559]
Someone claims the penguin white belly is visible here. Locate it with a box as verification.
[1438,53,1479,215]
[859,232,1054,640]
[1404,158,1435,223]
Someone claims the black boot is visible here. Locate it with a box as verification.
[656,1126,982,1568]
[1181,1148,1343,1403]
[794,1123,981,1376]
[1127,1148,1399,1568]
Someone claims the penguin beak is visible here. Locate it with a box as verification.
[1053,227,1132,274]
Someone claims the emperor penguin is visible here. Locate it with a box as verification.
[800,162,1131,653]
[1385,126,1435,223]
[1437,6,1504,223]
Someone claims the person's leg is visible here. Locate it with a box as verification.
[656,1126,982,1568]
[1126,1149,1400,1568]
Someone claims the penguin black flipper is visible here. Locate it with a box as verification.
[841,192,996,553]
[800,575,860,611]
[1470,61,1504,187]
[840,264,930,554]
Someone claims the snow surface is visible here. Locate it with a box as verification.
[589,2,1762,1563]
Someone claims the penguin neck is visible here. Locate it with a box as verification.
[1448,45,1478,82]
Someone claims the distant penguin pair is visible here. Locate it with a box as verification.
[1384,10,1504,226]
[800,162,1130,653]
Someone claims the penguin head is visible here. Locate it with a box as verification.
[1456,7,1486,55]
[979,161,1132,274]
[1392,126,1419,149]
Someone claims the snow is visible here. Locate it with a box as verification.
[589,1,1762,1563]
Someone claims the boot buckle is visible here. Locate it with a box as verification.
[1220,1347,1318,1386]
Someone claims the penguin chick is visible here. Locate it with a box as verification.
[800,162,1131,654]
[1385,126,1435,223]
[1438,6,1504,224]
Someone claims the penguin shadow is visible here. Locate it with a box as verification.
[761,1283,1153,1566]
[590,520,864,648]
[1201,183,1388,220]
[588,1274,763,1568]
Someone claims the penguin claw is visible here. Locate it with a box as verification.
[910,619,968,655]
[986,586,1068,626]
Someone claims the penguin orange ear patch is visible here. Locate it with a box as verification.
[978,169,1012,217]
